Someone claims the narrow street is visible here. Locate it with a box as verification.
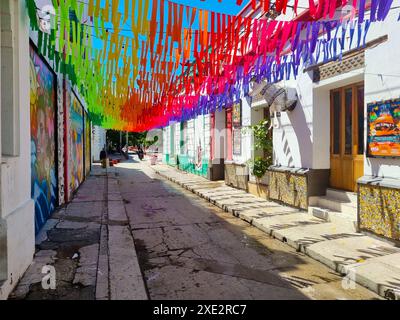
[3,0,400,304]
[9,156,383,300]
[116,157,379,300]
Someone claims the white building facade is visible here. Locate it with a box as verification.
[263,2,400,242]
[0,0,35,299]
[91,125,106,162]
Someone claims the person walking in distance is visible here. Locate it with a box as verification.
[100,147,107,168]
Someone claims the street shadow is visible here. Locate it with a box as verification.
[112,160,375,300]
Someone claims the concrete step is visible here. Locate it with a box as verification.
[308,206,358,232]
[316,196,357,216]
[326,188,358,203]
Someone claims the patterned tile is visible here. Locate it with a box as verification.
[359,184,400,241]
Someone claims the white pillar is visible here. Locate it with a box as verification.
[0,0,35,299]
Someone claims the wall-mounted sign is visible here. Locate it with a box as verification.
[233,128,241,155]
[232,100,242,128]
[367,99,400,157]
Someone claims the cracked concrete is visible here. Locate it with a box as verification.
[9,158,383,300]
[114,159,381,300]
[154,163,400,300]
[9,162,147,300]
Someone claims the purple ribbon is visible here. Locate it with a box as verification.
[359,0,366,23]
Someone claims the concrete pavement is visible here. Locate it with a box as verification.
[9,163,147,300]
[9,157,387,300]
[152,162,400,300]
[115,158,379,300]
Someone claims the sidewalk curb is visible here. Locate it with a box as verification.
[151,165,400,300]
[103,166,149,300]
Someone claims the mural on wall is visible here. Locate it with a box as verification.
[30,44,57,233]
[84,112,91,176]
[69,91,84,193]
[367,99,400,157]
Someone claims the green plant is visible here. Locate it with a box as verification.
[248,119,273,177]
[252,156,269,178]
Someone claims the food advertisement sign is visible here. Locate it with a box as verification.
[367,99,400,157]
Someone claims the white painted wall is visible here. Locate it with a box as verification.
[166,114,211,167]
[272,69,314,169]
[187,119,195,159]
[146,129,163,154]
[231,97,253,164]
[204,114,211,159]
[194,115,204,162]
[363,7,400,178]
[162,126,170,157]
[272,4,400,180]
[174,122,180,156]
[0,0,35,299]
[212,108,226,163]
[91,125,106,161]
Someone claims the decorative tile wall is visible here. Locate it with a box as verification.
[359,184,400,241]
[224,163,248,190]
[269,170,307,210]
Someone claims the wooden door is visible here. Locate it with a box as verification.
[330,83,365,192]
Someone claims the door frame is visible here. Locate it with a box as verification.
[329,82,364,191]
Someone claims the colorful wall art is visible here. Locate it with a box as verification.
[367,99,400,157]
[85,112,91,176]
[29,44,57,233]
[69,91,84,194]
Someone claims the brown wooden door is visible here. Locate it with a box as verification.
[330,83,365,192]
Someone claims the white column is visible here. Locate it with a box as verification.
[0,0,35,299]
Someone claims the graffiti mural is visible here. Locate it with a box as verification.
[84,112,91,176]
[69,91,84,193]
[29,44,57,233]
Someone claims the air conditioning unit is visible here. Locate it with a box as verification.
[249,80,298,117]
[272,89,298,112]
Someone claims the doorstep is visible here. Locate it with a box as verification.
[151,163,400,300]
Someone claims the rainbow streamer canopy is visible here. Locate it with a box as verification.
[27,0,394,131]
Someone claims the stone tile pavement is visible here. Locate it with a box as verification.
[9,164,148,300]
[151,164,400,300]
